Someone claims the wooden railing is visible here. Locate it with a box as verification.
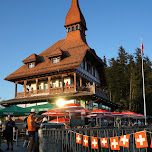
[37,89,48,94]
[26,90,36,96]
[16,92,24,98]
[64,85,74,92]
[50,87,62,93]
[96,87,109,98]
[16,85,75,98]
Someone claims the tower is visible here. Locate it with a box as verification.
[64,0,87,43]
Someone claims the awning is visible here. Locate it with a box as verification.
[0,105,30,116]
[27,104,55,112]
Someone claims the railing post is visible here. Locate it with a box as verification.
[74,72,77,91]
[24,80,27,96]
[48,77,51,93]
[80,77,82,88]
[15,82,18,97]
[36,78,38,94]
[61,75,64,92]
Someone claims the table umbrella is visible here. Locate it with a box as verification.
[121,111,138,120]
[42,110,68,117]
[69,108,90,113]
[121,111,137,116]
[125,114,147,119]
[89,110,112,126]
[69,108,90,119]
[49,118,70,124]
[121,111,139,125]
[106,112,124,127]
[55,103,84,119]
[55,103,84,110]
[90,109,111,114]
[42,110,68,122]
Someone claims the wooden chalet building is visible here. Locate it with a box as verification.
[1,0,120,110]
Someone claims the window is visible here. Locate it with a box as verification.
[53,82,56,88]
[44,84,48,89]
[83,60,86,70]
[38,85,41,90]
[76,25,78,30]
[28,62,34,68]
[72,26,75,31]
[68,28,70,32]
[52,57,60,63]
[87,63,91,73]
[93,67,95,77]
[59,81,62,87]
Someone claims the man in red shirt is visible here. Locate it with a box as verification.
[27,108,36,152]
[66,81,69,86]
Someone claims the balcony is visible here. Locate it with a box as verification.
[15,72,108,100]
[16,85,75,98]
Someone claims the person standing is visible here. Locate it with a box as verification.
[27,109,36,152]
[138,120,141,126]
[0,119,2,129]
[4,115,15,151]
[66,81,69,86]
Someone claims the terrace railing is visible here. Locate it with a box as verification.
[39,127,152,152]
[16,85,75,98]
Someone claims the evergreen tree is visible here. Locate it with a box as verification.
[104,47,152,115]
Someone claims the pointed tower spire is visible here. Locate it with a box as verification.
[65,0,87,30]
[64,0,87,44]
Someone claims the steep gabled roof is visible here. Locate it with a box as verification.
[46,48,62,58]
[22,53,39,64]
[5,31,90,81]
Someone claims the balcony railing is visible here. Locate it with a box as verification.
[16,84,109,100]
[16,85,75,98]
[16,92,24,98]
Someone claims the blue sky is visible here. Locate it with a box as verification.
[0,0,152,101]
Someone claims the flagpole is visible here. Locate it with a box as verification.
[141,37,147,125]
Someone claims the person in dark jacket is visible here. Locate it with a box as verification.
[4,115,15,150]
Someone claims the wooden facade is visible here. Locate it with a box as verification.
[2,0,121,110]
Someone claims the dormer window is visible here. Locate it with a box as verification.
[52,57,60,63]
[28,62,35,68]
[72,26,75,31]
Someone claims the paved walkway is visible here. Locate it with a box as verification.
[1,141,28,152]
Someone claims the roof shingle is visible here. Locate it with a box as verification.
[5,30,90,81]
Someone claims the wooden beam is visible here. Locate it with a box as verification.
[15,72,75,83]
[24,81,27,96]
[36,79,38,94]
[48,77,51,93]
[61,75,64,92]
[80,77,82,88]
[15,82,18,97]
[74,72,76,91]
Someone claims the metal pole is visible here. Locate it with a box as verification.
[16,130,18,146]
[141,38,147,125]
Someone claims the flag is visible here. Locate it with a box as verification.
[100,138,108,148]
[76,133,81,144]
[119,134,130,148]
[91,137,98,149]
[83,135,88,147]
[110,137,120,150]
[135,131,148,148]
[141,40,144,53]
